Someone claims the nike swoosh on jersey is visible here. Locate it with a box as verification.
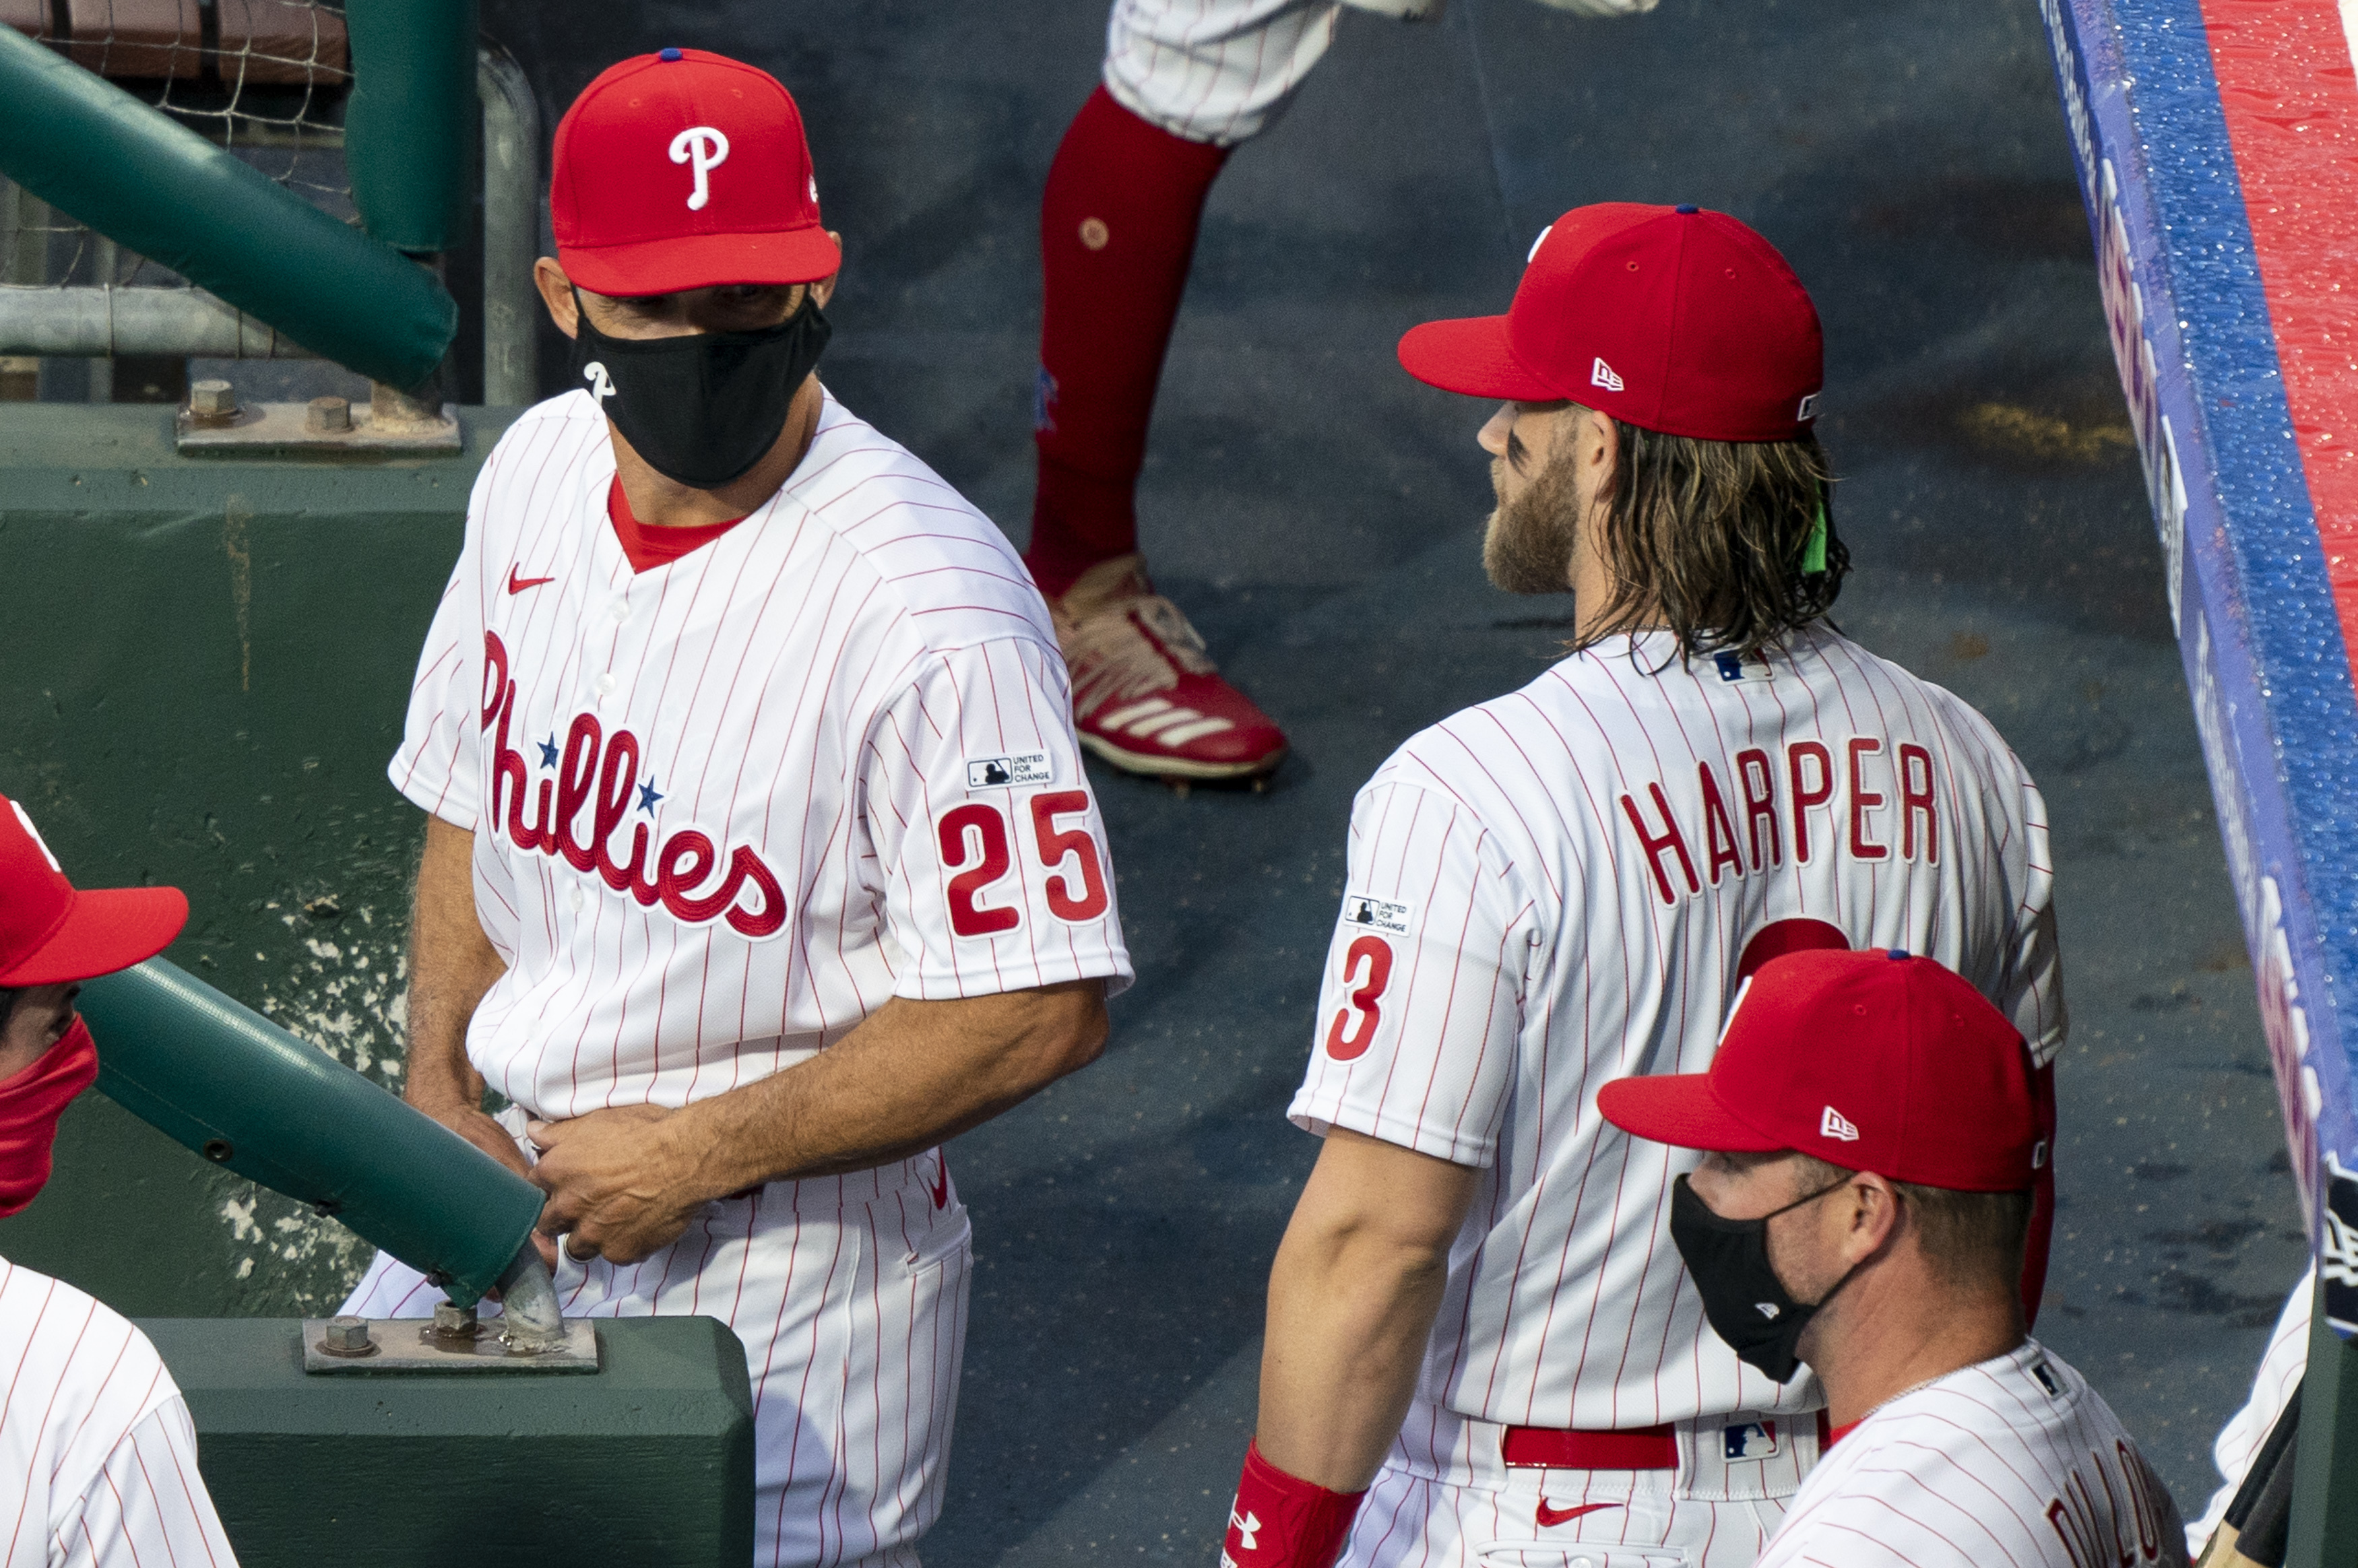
[1535,1500,1621,1528]
[507,566,557,593]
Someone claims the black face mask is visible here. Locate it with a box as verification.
[1669,1172,1875,1383]
[567,290,831,490]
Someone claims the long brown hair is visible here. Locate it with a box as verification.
[1574,414,1847,659]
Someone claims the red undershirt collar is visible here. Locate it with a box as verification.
[608,475,744,573]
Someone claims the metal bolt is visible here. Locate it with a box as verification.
[314,1313,379,1360]
[305,395,352,433]
[433,1301,478,1334]
[188,379,236,419]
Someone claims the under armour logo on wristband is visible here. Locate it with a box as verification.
[1229,1508,1260,1550]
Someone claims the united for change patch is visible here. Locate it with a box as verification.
[966,752,1052,789]
[1341,893,1414,936]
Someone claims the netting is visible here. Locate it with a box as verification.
[0,0,354,296]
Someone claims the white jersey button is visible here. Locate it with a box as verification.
[610,602,630,624]
[594,673,617,696]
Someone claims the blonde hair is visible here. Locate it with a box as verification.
[1574,416,1847,659]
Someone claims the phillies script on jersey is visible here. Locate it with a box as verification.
[477,628,789,939]
[1292,626,2062,1441]
[1754,1342,2186,1567]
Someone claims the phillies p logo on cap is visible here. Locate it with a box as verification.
[551,48,840,298]
[669,126,730,211]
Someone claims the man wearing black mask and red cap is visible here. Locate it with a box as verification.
[1600,949,2184,1567]
[339,48,1133,1567]
[0,792,240,1566]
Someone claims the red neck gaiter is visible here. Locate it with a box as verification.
[0,1018,98,1217]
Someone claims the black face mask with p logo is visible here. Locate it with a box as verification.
[1668,1172,1869,1385]
[567,290,831,490]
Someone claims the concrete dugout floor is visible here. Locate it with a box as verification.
[501,0,2292,1555]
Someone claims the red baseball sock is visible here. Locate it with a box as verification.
[1029,86,1231,599]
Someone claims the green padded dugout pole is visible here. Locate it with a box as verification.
[77,959,544,1309]
[0,25,455,389]
[343,0,480,256]
[2286,1274,2358,1567]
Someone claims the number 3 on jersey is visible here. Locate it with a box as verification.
[938,790,1110,938]
[1325,934,1395,1060]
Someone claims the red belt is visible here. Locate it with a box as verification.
[1501,1424,1678,1470]
[1501,1412,1832,1471]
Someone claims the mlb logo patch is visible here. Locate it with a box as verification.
[966,752,1052,789]
[2031,1360,2061,1398]
[1341,894,1413,937]
[1712,651,1770,683]
[1724,1420,1780,1461]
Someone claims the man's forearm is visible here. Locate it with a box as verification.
[402,814,505,1112]
[1252,1129,1479,1493]
[1258,1217,1453,1491]
[654,979,1108,1198]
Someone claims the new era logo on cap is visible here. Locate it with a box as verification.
[1819,1105,1860,1142]
[1591,357,1624,393]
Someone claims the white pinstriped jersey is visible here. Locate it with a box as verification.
[1756,1342,2186,1567]
[1290,627,2062,1431]
[391,388,1134,1131]
[1102,0,1657,147]
[0,1259,238,1568]
[2187,1262,2309,1553]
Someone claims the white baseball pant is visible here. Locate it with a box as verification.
[340,1113,971,1568]
[1341,1398,1815,1567]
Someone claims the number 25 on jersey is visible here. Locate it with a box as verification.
[938,791,1110,937]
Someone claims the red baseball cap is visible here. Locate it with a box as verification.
[0,794,187,987]
[1398,203,1824,443]
[1597,949,2041,1191]
[551,48,840,297]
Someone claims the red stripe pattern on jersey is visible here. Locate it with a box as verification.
[1755,1340,2186,1567]
[1103,0,1345,145]
[0,1259,236,1568]
[389,389,1133,1138]
[1291,629,2064,1431]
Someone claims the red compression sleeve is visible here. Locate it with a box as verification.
[1223,1439,1364,1568]
[1029,86,1230,598]
[2020,1061,2058,1328]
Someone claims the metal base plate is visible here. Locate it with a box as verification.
[177,401,463,455]
[300,1317,600,1374]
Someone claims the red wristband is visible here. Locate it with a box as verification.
[1223,1439,1366,1568]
